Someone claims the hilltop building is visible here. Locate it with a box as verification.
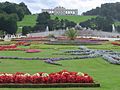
[42,6,78,15]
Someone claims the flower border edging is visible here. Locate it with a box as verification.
[0,83,100,88]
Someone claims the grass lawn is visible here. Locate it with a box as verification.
[17,15,37,27]
[51,15,96,23]
[16,15,96,33]
[0,43,120,90]
[17,15,96,28]
[115,21,120,26]
[17,15,37,33]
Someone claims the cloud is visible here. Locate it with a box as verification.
[0,0,120,14]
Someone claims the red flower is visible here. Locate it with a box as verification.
[0,70,94,84]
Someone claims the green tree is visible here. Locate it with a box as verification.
[22,26,32,35]
[0,1,31,21]
[37,12,50,25]
[83,2,120,21]
[19,2,31,15]
[64,19,76,29]
[80,16,113,32]
[0,14,17,34]
[33,12,50,31]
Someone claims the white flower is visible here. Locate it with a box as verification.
[0,74,4,76]
[77,72,84,76]
[5,74,13,76]
[42,73,49,77]
[24,73,30,76]
[33,73,40,76]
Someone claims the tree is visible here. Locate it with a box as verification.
[37,12,50,25]
[33,12,51,31]
[22,26,32,35]
[33,12,76,32]
[19,2,31,15]
[80,16,113,32]
[64,19,76,29]
[0,14,17,34]
[54,17,60,30]
[0,1,31,21]
[83,2,120,21]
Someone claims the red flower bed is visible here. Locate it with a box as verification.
[111,42,120,46]
[0,45,17,49]
[0,45,17,51]
[16,42,31,46]
[0,45,25,51]
[0,70,94,84]
[25,49,41,53]
[13,37,49,42]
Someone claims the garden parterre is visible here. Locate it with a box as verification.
[0,42,120,89]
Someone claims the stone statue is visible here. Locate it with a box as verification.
[4,35,11,41]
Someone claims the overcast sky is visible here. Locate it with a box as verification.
[0,0,120,14]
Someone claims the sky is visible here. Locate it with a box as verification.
[0,0,120,14]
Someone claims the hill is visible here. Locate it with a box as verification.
[17,15,96,27]
[51,15,96,23]
[83,2,120,21]
[17,15,37,27]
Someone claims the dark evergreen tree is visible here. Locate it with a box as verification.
[80,16,113,32]
[22,26,32,35]
[0,14,17,34]
[83,2,120,21]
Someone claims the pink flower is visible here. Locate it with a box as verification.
[26,49,41,53]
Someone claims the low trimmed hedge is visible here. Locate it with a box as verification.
[0,83,100,88]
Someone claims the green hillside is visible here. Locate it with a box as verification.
[17,15,96,33]
[17,15,96,27]
[115,22,120,26]
[17,14,37,27]
[51,15,96,23]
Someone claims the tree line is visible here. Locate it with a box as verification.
[0,2,31,35]
[81,2,120,32]
[83,2,120,21]
[80,16,113,32]
[33,12,76,32]
[23,12,77,35]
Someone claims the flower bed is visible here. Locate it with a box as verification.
[12,37,49,42]
[103,54,120,65]
[0,45,25,51]
[0,48,25,51]
[25,49,41,53]
[0,45,17,48]
[0,70,100,88]
[45,40,101,45]
[111,42,120,46]
[16,42,31,46]
[0,45,18,51]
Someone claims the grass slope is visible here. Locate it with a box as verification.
[17,15,95,33]
[0,43,120,90]
[115,21,120,26]
[17,15,37,27]
[17,15,96,27]
[51,15,96,23]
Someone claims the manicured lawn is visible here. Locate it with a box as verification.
[51,15,96,23]
[115,21,120,26]
[87,43,120,51]
[17,15,37,27]
[17,15,96,27]
[16,15,96,33]
[0,43,120,90]
[17,15,37,33]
